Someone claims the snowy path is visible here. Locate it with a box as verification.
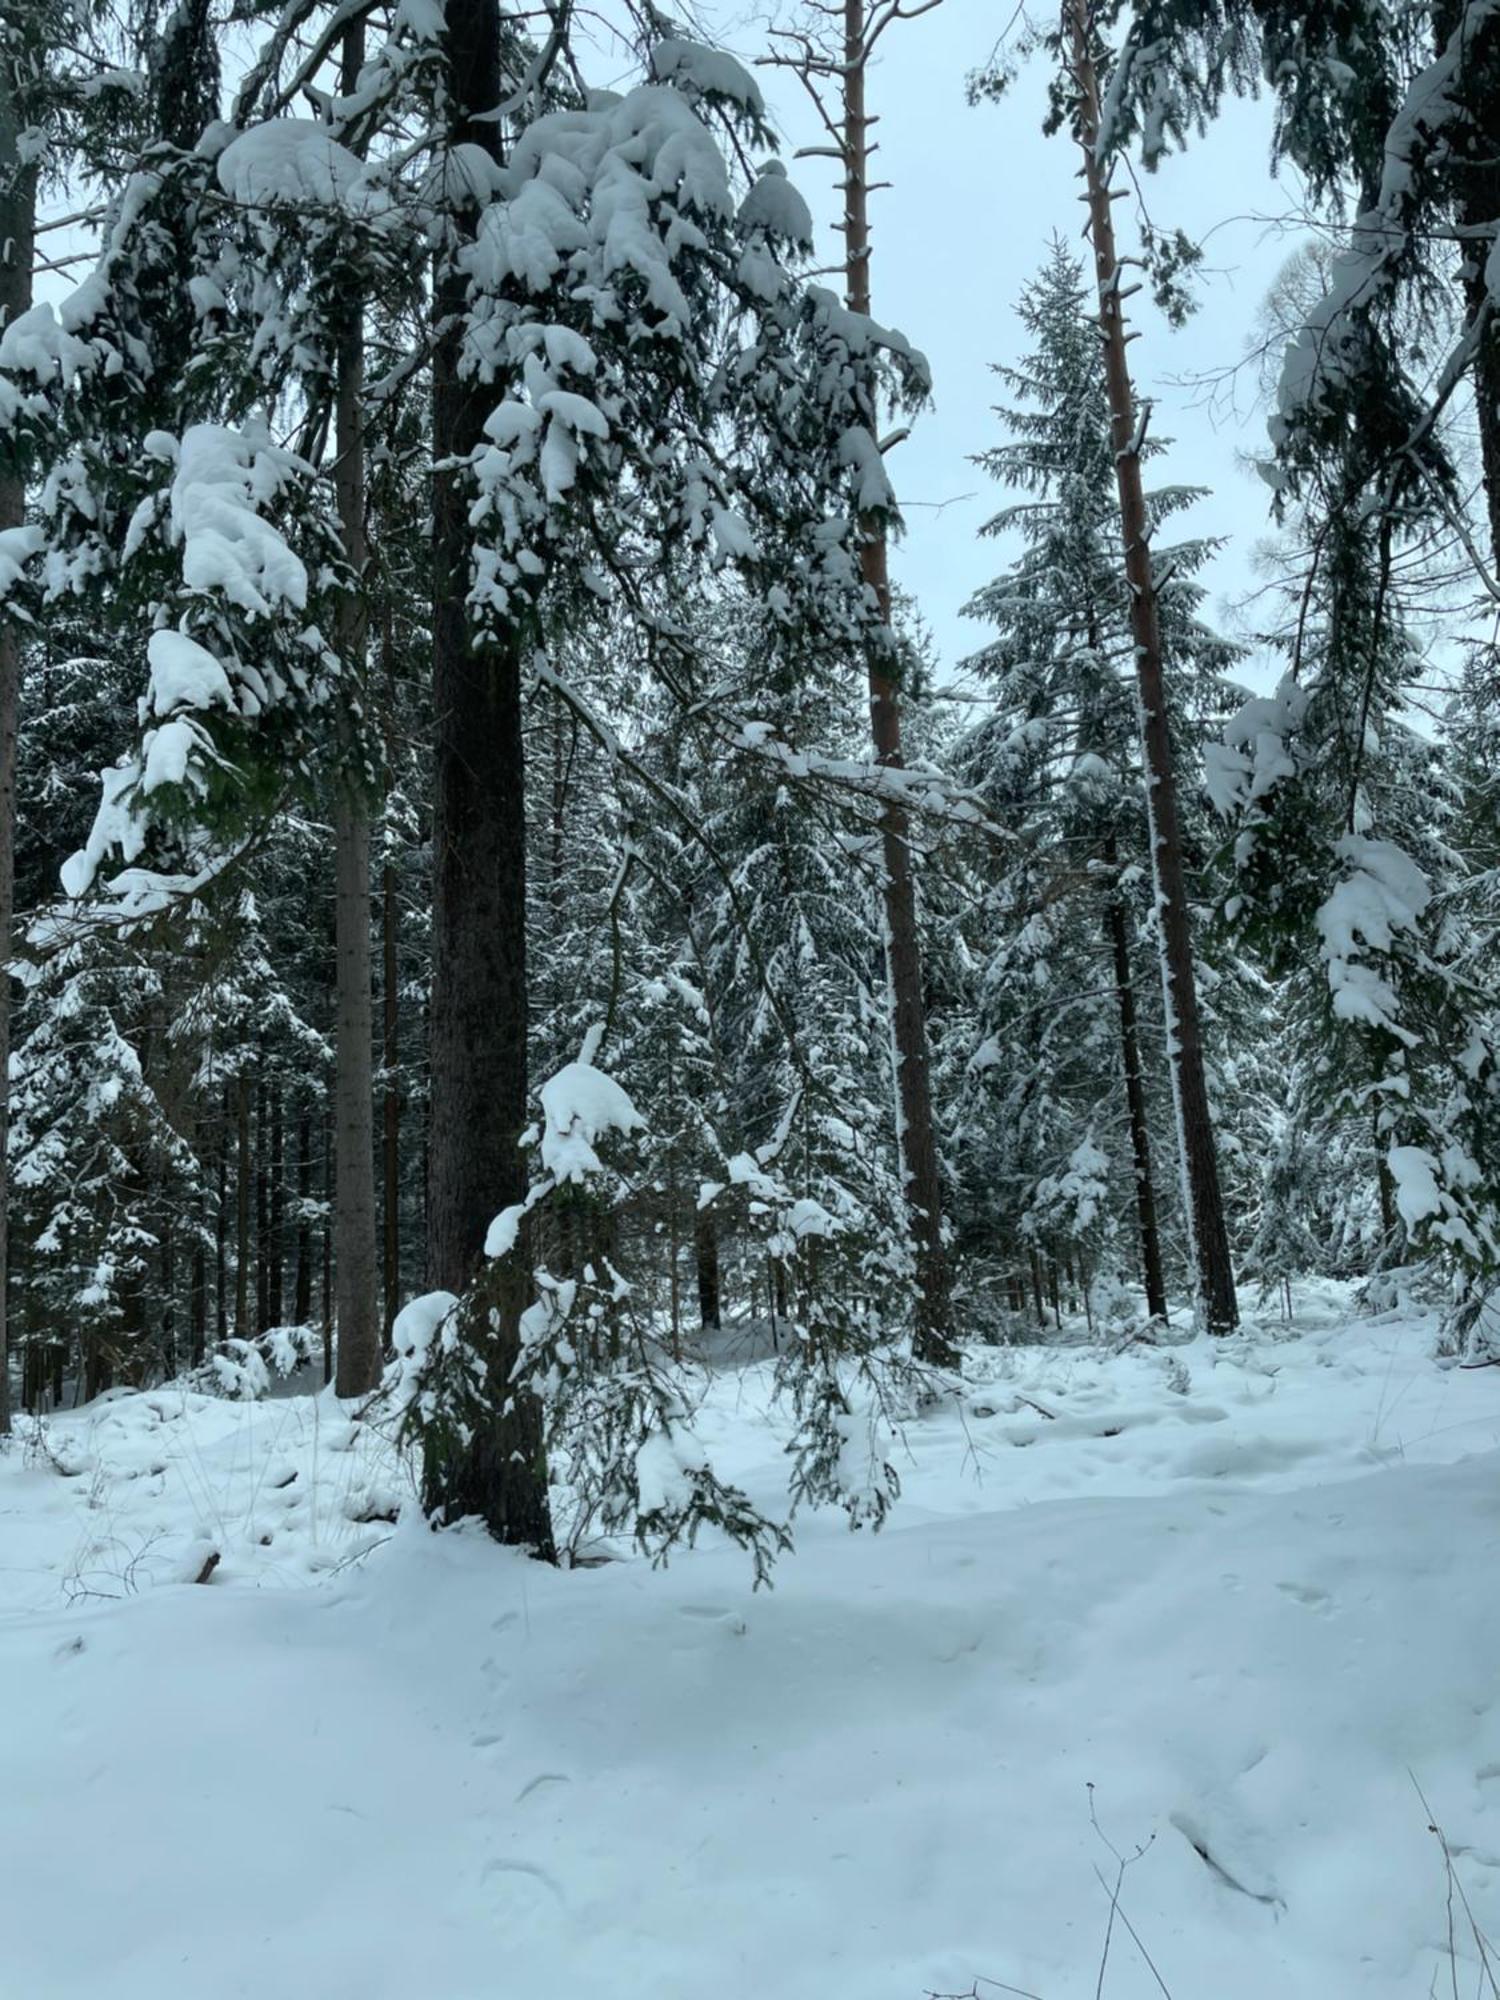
[4,1283,1500,1998]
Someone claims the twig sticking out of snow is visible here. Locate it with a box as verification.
[1411,1774,1500,2000]
[1088,1784,1174,1999]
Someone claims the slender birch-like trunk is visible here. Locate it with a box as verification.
[1068,0,1237,1331]
[0,67,35,1434]
[331,21,381,1399]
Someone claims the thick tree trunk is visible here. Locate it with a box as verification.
[695,1207,721,1334]
[0,82,35,1436]
[1069,2,1237,1331]
[425,0,553,1555]
[840,0,954,1369]
[330,38,382,1397]
[1103,866,1169,1322]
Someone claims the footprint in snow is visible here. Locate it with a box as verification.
[515,1772,570,1804]
[1275,1580,1333,1614]
[481,1857,566,1909]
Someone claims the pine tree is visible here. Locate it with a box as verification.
[959,232,1238,1326]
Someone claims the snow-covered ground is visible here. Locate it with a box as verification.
[4,1280,1500,1998]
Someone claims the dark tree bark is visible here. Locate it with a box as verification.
[1069,1,1238,1331]
[255,1082,270,1333]
[215,1087,229,1343]
[838,0,955,1369]
[235,1072,252,1337]
[423,0,553,1554]
[695,1207,721,1335]
[189,1227,206,1368]
[0,72,35,1435]
[321,1109,333,1382]
[382,855,400,1342]
[331,22,382,1400]
[1103,860,1169,1322]
[268,1085,285,1327]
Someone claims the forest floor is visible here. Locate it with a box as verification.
[4,1278,1500,1998]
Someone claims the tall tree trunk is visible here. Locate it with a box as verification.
[215,1086,229,1343]
[331,22,382,1400]
[1069,1,1238,1331]
[382,855,400,1342]
[425,0,553,1554]
[1102,860,1169,1322]
[235,1071,252,1337]
[190,1229,206,1368]
[0,76,35,1436]
[321,1109,333,1382]
[268,1084,284,1326]
[255,1082,270,1332]
[839,0,954,1369]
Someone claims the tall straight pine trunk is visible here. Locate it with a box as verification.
[425,0,553,1553]
[840,0,955,1369]
[0,71,34,1435]
[382,852,400,1342]
[1068,1,1237,1331]
[331,20,381,1398]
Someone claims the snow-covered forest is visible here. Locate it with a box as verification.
[2,1,1500,1993]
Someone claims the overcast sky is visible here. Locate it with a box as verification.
[33,0,1309,695]
[681,1,1309,693]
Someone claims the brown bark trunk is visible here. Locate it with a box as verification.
[1103,863,1169,1321]
[840,0,954,1368]
[0,83,35,1434]
[425,0,553,1555]
[331,28,382,1399]
[1069,1,1237,1332]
